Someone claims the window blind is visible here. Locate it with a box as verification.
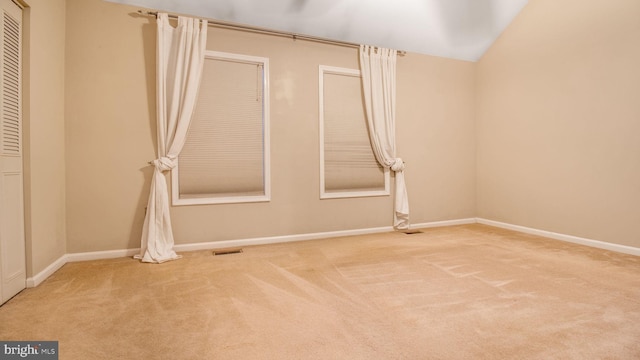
[322,70,385,193]
[178,57,265,198]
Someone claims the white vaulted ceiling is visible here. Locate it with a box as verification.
[104,0,528,61]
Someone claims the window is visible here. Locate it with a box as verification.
[319,65,389,199]
[173,51,270,205]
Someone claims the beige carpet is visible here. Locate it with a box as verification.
[1,224,639,359]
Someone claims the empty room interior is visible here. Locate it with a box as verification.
[1,0,639,358]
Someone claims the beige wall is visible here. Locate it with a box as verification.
[22,0,67,276]
[64,0,476,252]
[65,0,155,253]
[477,0,640,247]
[36,0,640,267]
[397,54,476,223]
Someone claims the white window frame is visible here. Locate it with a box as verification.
[172,51,270,205]
[319,65,390,199]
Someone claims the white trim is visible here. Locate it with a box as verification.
[318,65,390,200]
[26,254,67,288]
[25,249,142,288]
[65,248,141,262]
[411,218,477,229]
[476,218,640,257]
[173,193,270,205]
[26,218,640,288]
[174,226,394,252]
[24,218,474,287]
[173,219,476,253]
[172,50,270,206]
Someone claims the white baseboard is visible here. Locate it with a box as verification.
[174,226,395,252]
[26,249,141,288]
[24,219,471,287]
[175,218,478,253]
[66,248,141,262]
[24,225,396,287]
[26,254,68,288]
[411,218,477,229]
[26,217,638,288]
[476,218,640,257]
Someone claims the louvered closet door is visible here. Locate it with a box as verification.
[0,0,24,305]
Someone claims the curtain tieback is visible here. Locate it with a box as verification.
[150,156,176,171]
[391,158,405,172]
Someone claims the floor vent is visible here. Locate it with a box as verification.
[213,248,243,256]
[402,229,423,235]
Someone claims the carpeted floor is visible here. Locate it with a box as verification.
[1,224,639,359]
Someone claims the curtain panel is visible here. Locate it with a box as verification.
[136,13,208,263]
[359,45,410,230]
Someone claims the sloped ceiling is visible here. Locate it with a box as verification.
[105,0,528,61]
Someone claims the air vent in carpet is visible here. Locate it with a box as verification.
[213,248,243,256]
[402,229,423,235]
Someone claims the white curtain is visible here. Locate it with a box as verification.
[136,13,208,263]
[359,45,410,230]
